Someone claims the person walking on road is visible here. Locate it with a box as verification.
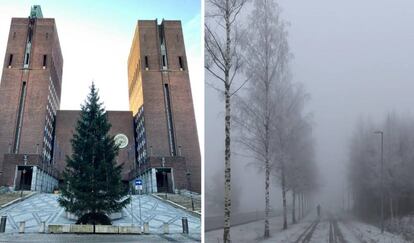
[317,204,321,218]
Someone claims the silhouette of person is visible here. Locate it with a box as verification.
[317,204,321,218]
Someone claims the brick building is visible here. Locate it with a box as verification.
[128,20,201,193]
[0,7,201,194]
[53,110,136,181]
[0,6,62,191]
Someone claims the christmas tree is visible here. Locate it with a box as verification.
[58,83,130,225]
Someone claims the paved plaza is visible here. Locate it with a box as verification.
[0,193,200,234]
[0,233,201,242]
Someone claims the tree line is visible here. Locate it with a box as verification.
[205,0,319,240]
[349,113,414,222]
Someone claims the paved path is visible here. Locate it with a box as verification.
[206,211,409,243]
[0,233,200,242]
[291,213,408,243]
[0,193,200,234]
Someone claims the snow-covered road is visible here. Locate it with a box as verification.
[206,211,409,243]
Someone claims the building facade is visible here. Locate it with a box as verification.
[0,6,62,191]
[53,110,136,181]
[0,7,200,194]
[128,20,201,193]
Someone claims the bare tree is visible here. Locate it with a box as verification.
[285,119,317,224]
[205,0,248,241]
[348,113,414,223]
[232,0,290,237]
[272,82,311,230]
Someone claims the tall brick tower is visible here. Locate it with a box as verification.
[0,6,63,191]
[128,20,201,193]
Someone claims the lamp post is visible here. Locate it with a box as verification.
[130,185,133,226]
[20,168,26,198]
[374,130,384,233]
[162,170,168,199]
[186,170,195,211]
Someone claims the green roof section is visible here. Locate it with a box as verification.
[30,5,43,18]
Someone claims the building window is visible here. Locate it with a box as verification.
[178,56,184,70]
[43,55,47,68]
[13,32,16,39]
[8,54,13,67]
[162,55,167,69]
[46,33,48,39]
[13,81,27,153]
[163,84,176,156]
[28,28,33,43]
[25,53,29,65]
[144,56,149,70]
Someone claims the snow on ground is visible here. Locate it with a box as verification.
[385,215,414,241]
[308,221,329,243]
[206,215,289,243]
[206,210,410,243]
[345,221,409,243]
[336,222,361,242]
[261,212,319,243]
[205,212,315,243]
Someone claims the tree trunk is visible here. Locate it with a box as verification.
[223,0,231,240]
[292,190,296,224]
[223,85,232,242]
[264,158,270,238]
[305,195,308,213]
[390,196,394,221]
[301,193,304,218]
[298,192,301,220]
[281,161,288,230]
[223,0,232,242]
[299,192,302,219]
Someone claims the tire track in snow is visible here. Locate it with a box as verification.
[328,217,347,243]
[337,221,366,243]
[294,219,319,243]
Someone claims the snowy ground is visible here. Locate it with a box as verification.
[0,193,200,234]
[385,215,414,241]
[205,211,409,242]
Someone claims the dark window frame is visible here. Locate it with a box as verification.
[8,54,13,67]
[178,56,184,70]
[144,56,149,70]
[42,55,47,68]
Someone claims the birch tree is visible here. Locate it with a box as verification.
[272,82,311,229]
[285,120,316,224]
[205,0,248,241]
[233,0,290,237]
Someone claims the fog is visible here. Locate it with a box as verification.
[205,0,414,216]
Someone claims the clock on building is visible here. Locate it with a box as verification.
[114,134,128,149]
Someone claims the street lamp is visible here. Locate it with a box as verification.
[186,170,195,211]
[374,130,384,233]
[20,168,26,198]
[162,170,168,199]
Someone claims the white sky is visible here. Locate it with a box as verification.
[0,1,204,157]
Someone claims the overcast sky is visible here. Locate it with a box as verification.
[0,0,203,156]
[206,0,414,213]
